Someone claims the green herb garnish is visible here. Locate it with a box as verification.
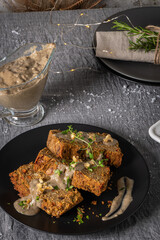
[112,21,159,52]
[65,126,94,155]
[63,125,108,169]
[62,125,74,134]
[62,130,69,135]
[98,160,104,167]
[88,167,93,172]
[36,196,39,201]
[18,200,27,208]
[70,161,76,166]
[89,152,94,159]
[67,185,74,191]
[73,207,84,225]
[55,169,62,176]
[69,161,76,171]
[66,177,74,191]
[54,185,59,190]
[92,166,97,170]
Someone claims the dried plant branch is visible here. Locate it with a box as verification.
[60,0,83,10]
[4,0,103,12]
[81,0,103,9]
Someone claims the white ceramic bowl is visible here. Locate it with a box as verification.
[149,120,160,143]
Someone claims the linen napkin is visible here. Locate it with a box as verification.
[96,31,155,63]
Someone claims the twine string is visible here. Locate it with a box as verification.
[145,25,160,64]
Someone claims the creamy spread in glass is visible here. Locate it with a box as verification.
[0,43,55,110]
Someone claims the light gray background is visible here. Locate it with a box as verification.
[0,2,160,240]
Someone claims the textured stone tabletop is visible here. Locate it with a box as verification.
[0,3,160,240]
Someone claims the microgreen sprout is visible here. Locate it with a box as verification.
[69,161,76,171]
[66,177,74,191]
[70,161,76,166]
[55,169,62,176]
[73,207,84,224]
[62,126,108,170]
[18,200,27,209]
[98,160,104,167]
[88,167,93,172]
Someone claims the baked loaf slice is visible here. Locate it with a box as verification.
[34,147,68,174]
[47,129,123,167]
[9,154,83,217]
[72,166,110,196]
[9,162,34,197]
[34,147,111,196]
[9,148,73,197]
[9,160,83,217]
[40,188,83,218]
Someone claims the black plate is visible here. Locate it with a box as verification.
[0,123,150,235]
[93,7,160,84]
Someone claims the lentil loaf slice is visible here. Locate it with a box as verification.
[40,188,83,218]
[9,161,83,217]
[9,162,34,197]
[9,148,68,198]
[34,147,111,196]
[34,147,64,174]
[47,129,123,167]
[72,166,110,196]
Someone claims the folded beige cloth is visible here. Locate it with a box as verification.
[96,31,155,63]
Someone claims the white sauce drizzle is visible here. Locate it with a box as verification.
[102,177,134,221]
[14,179,41,216]
[14,161,86,215]
[56,132,118,146]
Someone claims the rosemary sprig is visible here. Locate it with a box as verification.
[112,21,159,52]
